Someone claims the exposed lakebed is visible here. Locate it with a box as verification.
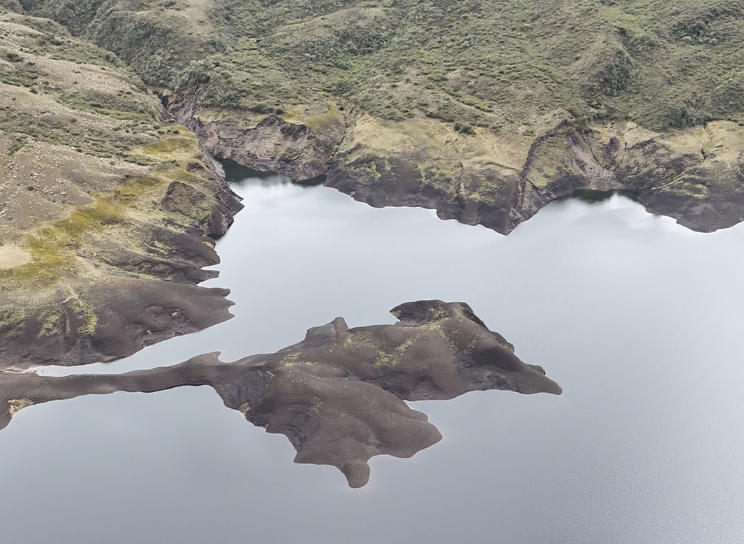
[2,163,743,543]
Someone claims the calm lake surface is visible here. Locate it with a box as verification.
[2,164,744,543]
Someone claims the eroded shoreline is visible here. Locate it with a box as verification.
[174,103,744,237]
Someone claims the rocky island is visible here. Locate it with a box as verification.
[0,301,562,487]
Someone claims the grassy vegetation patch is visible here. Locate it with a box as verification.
[10,1,744,132]
[0,195,125,285]
[55,91,155,122]
[141,134,197,156]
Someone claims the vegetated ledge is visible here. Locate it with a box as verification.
[0,300,562,488]
[174,99,744,236]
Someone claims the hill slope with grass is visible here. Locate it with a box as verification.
[19,0,744,130]
[16,0,742,232]
[0,10,241,368]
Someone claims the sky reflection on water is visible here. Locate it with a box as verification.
[4,167,744,544]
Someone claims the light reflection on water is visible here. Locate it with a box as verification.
[5,166,744,544]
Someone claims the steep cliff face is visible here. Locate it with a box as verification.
[173,100,345,182]
[329,120,744,234]
[172,98,744,235]
[514,121,744,233]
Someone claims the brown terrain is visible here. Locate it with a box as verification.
[0,301,562,487]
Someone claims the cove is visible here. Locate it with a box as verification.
[2,163,744,543]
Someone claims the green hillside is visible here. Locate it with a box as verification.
[15,0,744,133]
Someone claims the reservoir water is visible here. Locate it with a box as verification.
[2,164,743,543]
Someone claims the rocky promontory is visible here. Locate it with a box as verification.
[0,301,562,487]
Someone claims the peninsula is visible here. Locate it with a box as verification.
[0,301,562,487]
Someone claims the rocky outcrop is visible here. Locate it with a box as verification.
[0,301,561,487]
[161,179,237,237]
[512,122,744,233]
[0,158,243,368]
[0,195,242,369]
[174,101,339,181]
[326,153,519,234]
[0,277,234,368]
[173,98,744,236]
[0,130,244,369]
[330,121,744,235]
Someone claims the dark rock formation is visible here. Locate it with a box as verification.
[512,124,744,233]
[0,130,244,369]
[174,102,339,182]
[325,154,519,234]
[0,202,240,369]
[0,301,561,487]
[0,277,235,368]
[331,124,744,235]
[177,99,744,236]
